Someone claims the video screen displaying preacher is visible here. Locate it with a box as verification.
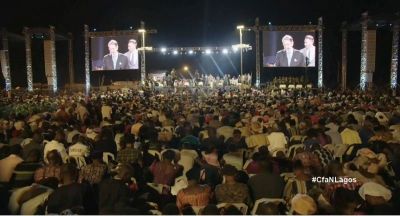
[263,31,316,67]
[91,35,139,71]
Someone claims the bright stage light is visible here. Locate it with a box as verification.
[188,50,194,55]
[173,50,178,55]
[205,49,212,54]
[138,29,146,33]
[161,47,167,52]
[129,26,133,30]
[183,66,189,71]
[222,48,229,54]
[268,22,272,25]
[232,45,239,53]
[236,25,244,30]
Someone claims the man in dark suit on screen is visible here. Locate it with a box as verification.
[103,39,129,70]
[274,35,306,67]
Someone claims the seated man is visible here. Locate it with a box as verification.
[98,164,138,214]
[215,165,250,204]
[46,163,96,214]
[224,129,247,150]
[283,160,313,201]
[248,159,284,200]
[79,151,108,185]
[117,134,141,164]
[176,168,212,210]
[150,150,182,186]
[34,150,63,183]
[43,130,68,163]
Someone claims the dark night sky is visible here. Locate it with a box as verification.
[0,0,399,88]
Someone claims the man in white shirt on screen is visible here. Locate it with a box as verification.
[300,35,316,67]
[125,39,139,69]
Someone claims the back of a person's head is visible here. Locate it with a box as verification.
[202,204,220,215]
[222,164,238,177]
[207,126,217,135]
[204,145,217,154]
[162,203,180,215]
[55,129,65,141]
[186,168,200,182]
[71,134,80,144]
[223,205,242,215]
[9,144,22,156]
[141,142,150,152]
[259,159,273,173]
[61,163,79,182]
[306,128,318,139]
[0,145,10,157]
[90,150,103,161]
[256,202,279,215]
[326,160,343,177]
[289,119,296,126]
[117,163,135,182]
[293,159,304,171]
[235,170,249,184]
[162,150,175,161]
[332,188,360,214]
[47,150,63,166]
[233,129,241,136]
[252,152,261,161]
[258,146,269,155]
[228,144,238,153]
[181,205,196,215]
[101,128,113,139]
[32,131,43,142]
[26,149,41,162]
[123,133,135,145]
[221,117,229,126]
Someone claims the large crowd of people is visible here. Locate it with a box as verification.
[0,86,399,215]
